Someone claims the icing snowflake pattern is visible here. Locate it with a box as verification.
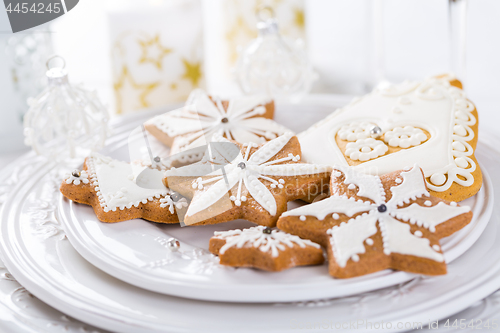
[283,165,470,268]
[214,226,320,258]
[64,170,89,185]
[153,89,289,151]
[165,132,331,217]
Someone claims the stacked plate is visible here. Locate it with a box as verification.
[1,96,500,333]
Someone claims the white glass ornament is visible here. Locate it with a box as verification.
[23,56,109,163]
[234,7,315,102]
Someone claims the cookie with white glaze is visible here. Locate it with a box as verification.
[277,165,472,278]
[209,226,324,271]
[144,89,289,164]
[297,76,481,202]
[60,153,187,223]
[163,132,331,227]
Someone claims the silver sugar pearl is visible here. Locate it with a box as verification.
[237,162,246,169]
[71,170,81,177]
[170,193,182,202]
[153,156,161,163]
[262,227,272,234]
[221,117,229,123]
[370,126,382,138]
[166,238,180,251]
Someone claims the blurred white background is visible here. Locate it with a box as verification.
[0,0,499,161]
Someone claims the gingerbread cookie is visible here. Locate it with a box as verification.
[144,89,289,162]
[60,153,187,223]
[298,76,481,202]
[277,165,472,278]
[209,226,324,271]
[163,132,331,227]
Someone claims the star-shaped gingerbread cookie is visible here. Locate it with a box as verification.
[144,89,289,161]
[209,226,324,271]
[277,165,472,278]
[60,153,187,223]
[164,132,331,227]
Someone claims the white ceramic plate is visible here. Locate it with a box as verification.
[58,100,492,303]
[1,136,500,333]
[0,141,498,333]
[0,97,499,333]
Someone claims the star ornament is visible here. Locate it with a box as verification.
[181,58,203,87]
[113,66,160,114]
[164,132,331,227]
[144,89,286,158]
[277,165,472,278]
[138,34,172,70]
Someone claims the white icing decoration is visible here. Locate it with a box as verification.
[297,77,478,193]
[424,200,432,206]
[390,201,470,233]
[299,215,306,221]
[383,215,444,262]
[392,106,402,114]
[386,166,429,208]
[86,153,171,212]
[337,122,377,141]
[64,170,89,185]
[430,173,446,186]
[455,157,469,168]
[398,97,411,105]
[395,178,402,184]
[454,124,467,136]
[165,132,332,218]
[327,214,378,267]
[285,165,469,267]
[214,226,320,258]
[159,196,188,214]
[337,165,385,203]
[149,89,289,152]
[384,126,427,148]
[345,138,388,161]
[282,195,373,221]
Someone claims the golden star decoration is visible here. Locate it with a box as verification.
[138,34,172,70]
[294,8,305,29]
[113,66,160,114]
[181,58,203,87]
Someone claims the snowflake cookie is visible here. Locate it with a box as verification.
[298,76,481,202]
[277,165,472,278]
[209,226,324,271]
[60,153,186,223]
[144,89,290,161]
[163,132,331,227]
